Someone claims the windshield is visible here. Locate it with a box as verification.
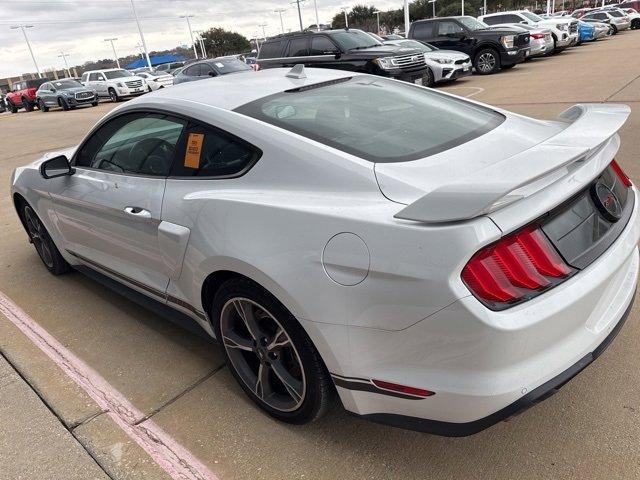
[210,58,252,73]
[330,30,382,50]
[522,11,544,21]
[51,79,83,89]
[104,70,133,79]
[458,16,489,30]
[236,76,504,163]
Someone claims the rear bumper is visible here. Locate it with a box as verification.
[357,293,634,436]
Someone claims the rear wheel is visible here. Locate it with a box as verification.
[38,99,49,112]
[7,100,18,113]
[473,48,500,75]
[23,98,34,112]
[212,278,334,424]
[21,204,71,275]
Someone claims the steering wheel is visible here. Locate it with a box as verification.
[130,138,175,176]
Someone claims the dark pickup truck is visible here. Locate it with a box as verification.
[408,16,530,74]
[258,29,432,85]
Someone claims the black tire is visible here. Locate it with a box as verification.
[20,203,71,276]
[7,100,18,113]
[423,67,435,88]
[611,24,618,34]
[91,101,99,107]
[473,48,501,75]
[108,88,119,102]
[211,277,334,424]
[23,98,34,112]
[59,98,70,111]
[632,19,640,29]
[38,99,49,112]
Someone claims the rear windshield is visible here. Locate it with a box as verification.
[235,76,504,163]
[211,58,252,73]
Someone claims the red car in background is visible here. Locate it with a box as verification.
[5,78,49,113]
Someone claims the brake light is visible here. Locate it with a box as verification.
[610,159,632,187]
[462,225,573,309]
[531,33,545,39]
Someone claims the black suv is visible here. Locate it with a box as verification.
[258,29,431,84]
[408,16,530,75]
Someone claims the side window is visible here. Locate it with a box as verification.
[170,122,260,178]
[482,15,505,25]
[287,37,309,56]
[506,14,525,22]
[200,63,215,76]
[75,113,186,177]
[88,73,98,81]
[41,83,51,90]
[259,40,285,58]
[184,64,201,76]
[309,36,339,55]
[411,22,434,39]
[437,21,465,36]
[81,73,89,82]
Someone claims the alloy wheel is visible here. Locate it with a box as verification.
[24,206,54,268]
[477,53,496,73]
[220,297,306,412]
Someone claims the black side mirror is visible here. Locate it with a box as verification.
[40,155,75,179]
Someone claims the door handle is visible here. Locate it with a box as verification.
[123,206,152,219]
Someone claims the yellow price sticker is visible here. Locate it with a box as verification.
[184,133,204,168]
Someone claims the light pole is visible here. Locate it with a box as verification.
[461,0,465,16]
[341,7,349,28]
[313,0,320,31]
[546,0,550,14]
[259,23,268,41]
[403,0,410,36]
[428,0,437,17]
[104,38,120,68]
[194,30,207,58]
[291,0,306,31]
[130,0,152,69]
[180,14,198,59]
[58,51,71,77]
[374,10,381,33]
[10,25,41,78]
[483,0,487,15]
[274,8,287,34]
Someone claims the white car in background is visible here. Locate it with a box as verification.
[81,68,147,102]
[10,67,639,436]
[479,10,579,50]
[136,71,174,91]
[487,23,555,57]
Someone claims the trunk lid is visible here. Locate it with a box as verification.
[376,103,631,226]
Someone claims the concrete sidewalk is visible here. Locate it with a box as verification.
[0,354,109,480]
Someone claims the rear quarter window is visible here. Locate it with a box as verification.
[259,40,286,59]
[411,22,435,40]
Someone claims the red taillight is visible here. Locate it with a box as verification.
[462,226,572,309]
[610,160,632,187]
[371,379,435,398]
[531,33,545,39]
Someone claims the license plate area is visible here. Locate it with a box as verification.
[541,168,633,270]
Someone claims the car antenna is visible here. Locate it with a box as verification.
[286,64,307,79]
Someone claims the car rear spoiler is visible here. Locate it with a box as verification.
[394,103,631,224]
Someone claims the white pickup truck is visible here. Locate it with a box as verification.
[479,10,579,51]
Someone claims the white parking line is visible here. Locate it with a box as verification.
[0,291,218,480]
[444,86,485,98]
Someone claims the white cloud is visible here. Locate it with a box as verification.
[0,0,402,78]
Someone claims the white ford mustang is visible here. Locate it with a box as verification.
[11,67,639,436]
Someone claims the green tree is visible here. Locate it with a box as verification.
[200,28,251,57]
[332,4,379,30]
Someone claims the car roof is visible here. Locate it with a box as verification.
[132,67,358,111]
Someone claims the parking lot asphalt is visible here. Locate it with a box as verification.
[1,31,640,480]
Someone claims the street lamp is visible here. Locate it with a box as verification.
[290,0,306,31]
[341,7,349,28]
[258,23,268,41]
[403,0,409,36]
[180,14,198,59]
[58,51,71,77]
[10,25,41,78]
[274,8,287,34]
[194,30,207,58]
[373,10,381,33]
[461,0,465,16]
[428,0,437,18]
[130,0,152,69]
[104,38,120,68]
[313,0,320,31]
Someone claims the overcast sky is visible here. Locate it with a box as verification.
[0,0,401,78]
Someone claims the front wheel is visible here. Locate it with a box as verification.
[212,278,334,424]
[108,88,119,102]
[7,100,18,113]
[91,101,99,107]
[23,99,34,112]
[473,48,501,75]
[59,98,70,111]
[423,68,435,88]
[21,204,71,275]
